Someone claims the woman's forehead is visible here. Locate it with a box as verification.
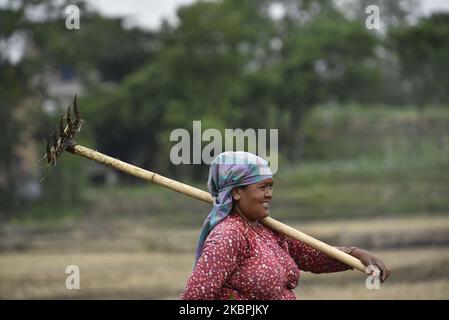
[254,178,274,185]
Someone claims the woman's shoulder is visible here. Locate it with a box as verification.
[209,213,248,239]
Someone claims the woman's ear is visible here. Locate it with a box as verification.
[232,188,241,200]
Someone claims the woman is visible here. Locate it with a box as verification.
[182,151,391,300]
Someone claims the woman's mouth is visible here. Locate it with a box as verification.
[262,202,270,210]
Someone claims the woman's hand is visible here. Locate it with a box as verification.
[350,247,391,283]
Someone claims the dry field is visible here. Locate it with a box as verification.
[1,215,448,299]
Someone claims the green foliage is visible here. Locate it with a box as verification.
[0,0,154,211]
[39,154,87,205]
[301,104,449,162]
[2,0,449,220]
[0,53,27,210]
[30,13,154,82]
[83,0,382,173]
[389,13,449,105]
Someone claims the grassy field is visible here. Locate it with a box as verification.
[1,214,448,299]
[3,152,448,300]
[2,105,448,299]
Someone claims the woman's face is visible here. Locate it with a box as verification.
[232,178,274,222]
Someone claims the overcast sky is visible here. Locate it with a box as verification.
[2,0,449,63]
[86,0,195,29]
[86,0,449,30]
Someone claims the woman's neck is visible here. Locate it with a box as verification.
[233,206,259,226]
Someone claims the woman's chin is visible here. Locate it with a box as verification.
[260,210,270,219]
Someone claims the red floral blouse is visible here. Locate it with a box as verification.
[181,212,353,300]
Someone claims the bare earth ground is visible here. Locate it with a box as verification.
[1,215,449,299]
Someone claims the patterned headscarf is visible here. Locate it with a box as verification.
[194,151,273,264]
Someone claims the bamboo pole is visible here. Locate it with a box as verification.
[69,144,367,273]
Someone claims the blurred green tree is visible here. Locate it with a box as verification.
[389,13,449,106]
[270,2,380,159]
[0,0,155,212]
[83,0,383,175]
[83,0,278,179]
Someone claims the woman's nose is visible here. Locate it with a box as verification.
[265,187,273,198]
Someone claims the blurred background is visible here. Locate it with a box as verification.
[1,0,449,299]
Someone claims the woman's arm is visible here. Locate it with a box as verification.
[290,240,355,273]
[279,234,354,273]
[283,235,391,281]
[181,226,247,300]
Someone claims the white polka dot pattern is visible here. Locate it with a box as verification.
[181,213,353,300]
